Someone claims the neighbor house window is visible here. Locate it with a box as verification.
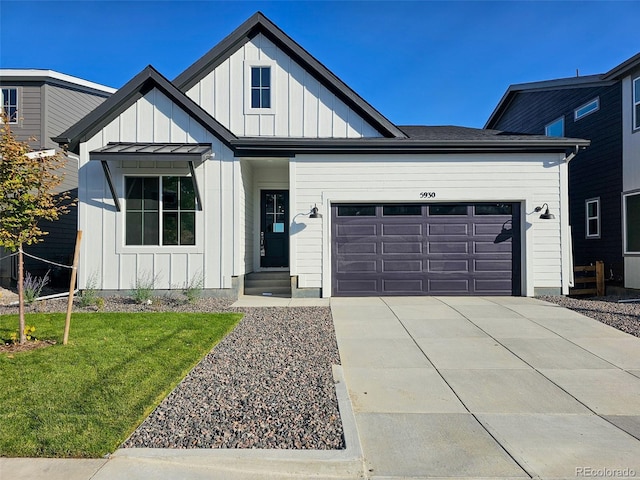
[545,117,564,137]
[1,88,17,123]
[575,98,599,121]
[585,197,600,239]
[624,192,640,253]
[125,176,196,246]
[251,66,271,109]
[634,77,640,130]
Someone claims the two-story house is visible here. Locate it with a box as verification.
[486,52,640,291]
[54,12,588,299]
[0,70,115,287]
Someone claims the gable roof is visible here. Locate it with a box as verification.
[603,52,640,80]
[173,11,407,139]
[484,74,614,129]
[53,65,236,154]
[486,52,640,129]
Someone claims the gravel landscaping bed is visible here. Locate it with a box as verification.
[0,293,344,450]
[538,295,640,338]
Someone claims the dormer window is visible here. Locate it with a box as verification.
[245,60,275,114]
[251,67,271,109]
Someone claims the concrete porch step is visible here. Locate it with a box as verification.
[244,271,291,297]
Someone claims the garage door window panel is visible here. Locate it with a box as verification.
[429,205,468,215]
[337,205,376,216]
[383,205,422,216]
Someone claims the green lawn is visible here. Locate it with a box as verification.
[0,311,242,458]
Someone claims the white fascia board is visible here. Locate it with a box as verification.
[0,69,116,94]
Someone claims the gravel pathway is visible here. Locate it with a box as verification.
[539,295,640,338]
[123,306,344,450]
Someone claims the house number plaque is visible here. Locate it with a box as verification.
[419,192,436,199]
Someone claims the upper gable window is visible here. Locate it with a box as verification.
[251,67,271,109]
[1,88,18,123]
[634,77,640,131]
[545,117,564,137]
[245,60,275,114]
[574,98,599,121]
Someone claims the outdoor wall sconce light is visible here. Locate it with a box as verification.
[309,204,322,218]
[534,203,555,220]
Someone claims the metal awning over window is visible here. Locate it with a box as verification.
[89,142,210,212]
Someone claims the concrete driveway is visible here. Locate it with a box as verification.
[331,296,640,479]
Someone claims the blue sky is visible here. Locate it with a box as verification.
[1,1,637,128]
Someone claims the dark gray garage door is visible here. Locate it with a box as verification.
[332,203,521,296]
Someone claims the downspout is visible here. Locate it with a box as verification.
[562,145,581,292]
[563,145,580,163]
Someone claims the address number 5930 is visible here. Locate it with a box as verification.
[419,192,436,199]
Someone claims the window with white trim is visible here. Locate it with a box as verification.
[125,176,196,246]
[244,60,275,114]
[574,97,599,121]
[1,88,18,123]
[585,197,600,239]
[634,77,640,131]
[545,116,564,137]
[624,192,640,253]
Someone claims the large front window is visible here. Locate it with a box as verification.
[125,176,196,246]
[624,192,640,254]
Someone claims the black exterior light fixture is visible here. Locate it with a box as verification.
[535,203,555,220]
[309,204,322,218]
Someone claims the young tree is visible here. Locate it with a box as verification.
[0,115,72,343]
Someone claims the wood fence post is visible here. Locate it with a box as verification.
[596,260,605,296]
[63,230,82,345]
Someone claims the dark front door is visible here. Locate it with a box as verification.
[260,190,289,268]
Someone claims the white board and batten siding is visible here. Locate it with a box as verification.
[78,87,239,291]
[291,153,571,297]
[186,33,382,139]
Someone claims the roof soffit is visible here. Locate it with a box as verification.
[173,12,407,139]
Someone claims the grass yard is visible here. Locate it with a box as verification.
[0,311,241,458]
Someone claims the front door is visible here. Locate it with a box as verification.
[260,190,289,268]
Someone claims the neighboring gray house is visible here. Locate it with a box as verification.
[0,70,115,287]
[486,52,640,291]
[55,12,589,298]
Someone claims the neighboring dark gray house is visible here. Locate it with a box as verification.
[0,70,115,287]
[486,52,640,291]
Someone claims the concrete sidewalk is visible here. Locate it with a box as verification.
[332,296,640,479]
[3,296,640,479]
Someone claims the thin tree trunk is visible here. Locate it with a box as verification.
[18,245,25,344]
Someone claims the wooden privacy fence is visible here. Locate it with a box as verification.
[570,260,604,296]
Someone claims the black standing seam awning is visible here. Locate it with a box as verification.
[89,142,210,212]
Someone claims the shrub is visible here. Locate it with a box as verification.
[78,271,100,308]
[183,272,204,304]
[131,272,157,304]
[23,271,50,305]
